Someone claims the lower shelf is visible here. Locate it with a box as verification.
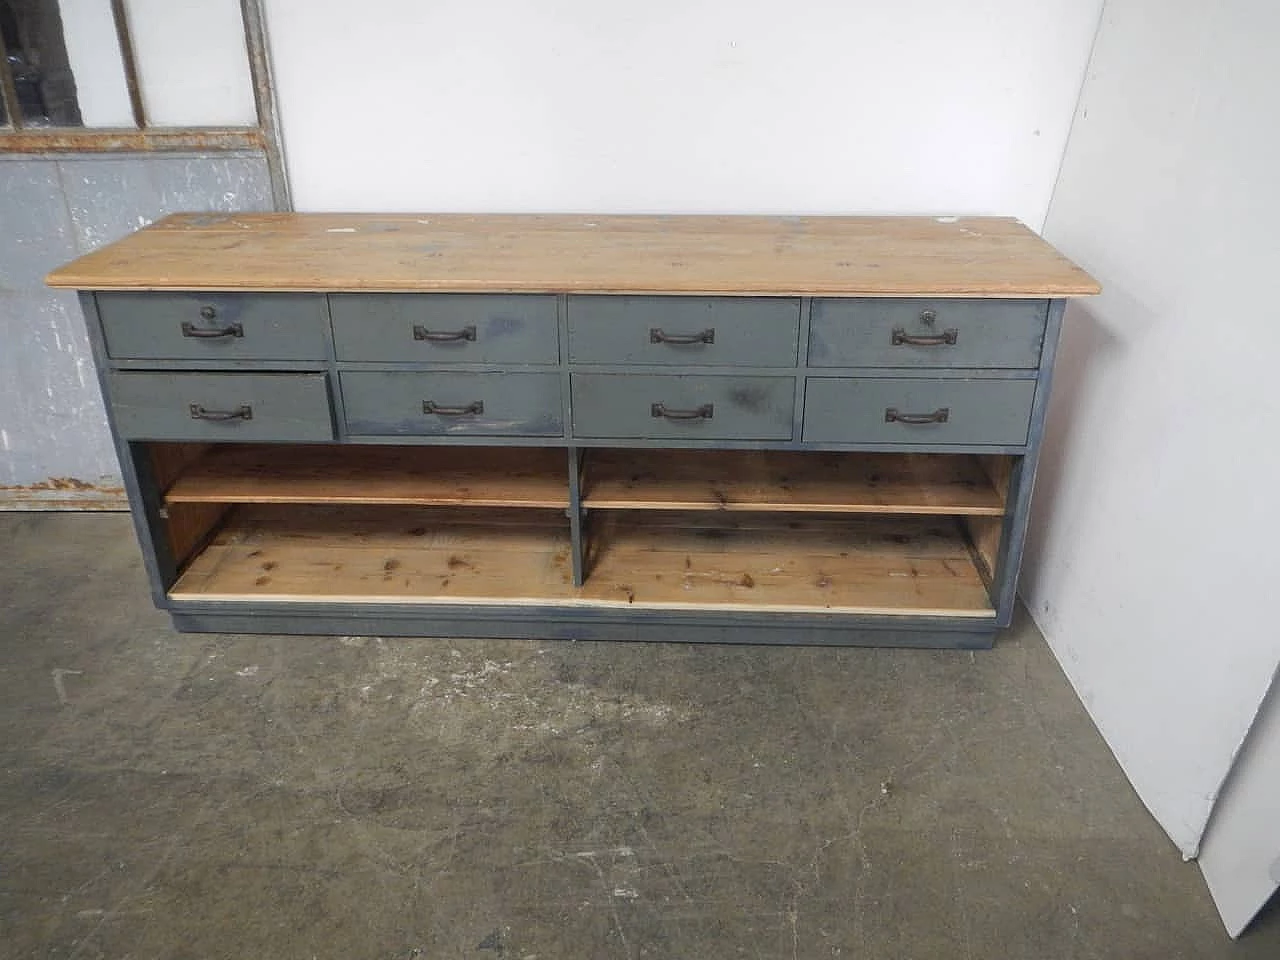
[170,505,995,618]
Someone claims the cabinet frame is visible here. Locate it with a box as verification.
[63,214,1087,649]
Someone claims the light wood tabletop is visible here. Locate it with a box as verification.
[48,213,1100,297]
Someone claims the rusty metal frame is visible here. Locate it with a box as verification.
[240,0,291,210]
[0,127,266,152]
[108,0,147,128]
[0,17,23,130]
[0,0,291,209]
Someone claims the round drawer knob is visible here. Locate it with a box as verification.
[199,305,217,320]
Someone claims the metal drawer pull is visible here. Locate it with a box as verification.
[892,328,958,347]
[885,407,950,425]
[651,402,714,421]
[189,403,253,422]
[650,327,715,345]
[413,324,476,342]
[181,320,244,339]
[423,400,484,416]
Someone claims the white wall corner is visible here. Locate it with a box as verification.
[260,0,1102,221]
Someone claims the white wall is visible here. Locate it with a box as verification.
[123,0,256,126]
[1028,0,1280,865]
[262,0,1102,224]
[55,0,256,128]
[60,0,134,126]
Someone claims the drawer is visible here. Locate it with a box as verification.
[341,372,563,437]
[803,378,1036,446]
[572,374,794,440]
[568,296,800,366]
[330,294,559,363]
[808,298,1047,369]
[98,292,329,361]
[108,372,333,442]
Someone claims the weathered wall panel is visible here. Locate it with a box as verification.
[0,152,273,508]
[61,155,273,251]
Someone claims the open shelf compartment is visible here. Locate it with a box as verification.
[168,503,995,618]
[582,449,1007,516]
[170,505,573,604]
[585,511,995,616]
[158,443,570,508]
[152,444,1010,516]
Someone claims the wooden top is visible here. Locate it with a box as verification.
[47,213,1099,297]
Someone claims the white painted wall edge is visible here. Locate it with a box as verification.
[1027,0,1280,868]
[1197,666,1280,935]
[1037,0,1106,234]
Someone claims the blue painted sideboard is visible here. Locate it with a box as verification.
[48,214,1099,646]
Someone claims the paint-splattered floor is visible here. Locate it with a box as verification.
[1,512,1276,958]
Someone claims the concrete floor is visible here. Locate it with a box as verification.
[1,513,1275,958]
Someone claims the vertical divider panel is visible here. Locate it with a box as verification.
[556,294,572,437]
[322,294,349,442]
[567,446,586,586]
[792,296,812,442]
[557,293,586,586]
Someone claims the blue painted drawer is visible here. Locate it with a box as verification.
[568,296,800,366]
[98,292,329,361]
[803,378,1036,445]
[572,374,794,440]
[330,294,559,363]
[341,371,563,437]
[108,372,334,441]
[809,299,1047,368]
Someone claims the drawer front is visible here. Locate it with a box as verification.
[572,374,794,440]
[808,298,1047,369]
[341,372,563,437]
[330,294,559,363]
[803,378,1036,446]
[568,296,801,366]
[98,293,329,361]
[108,372,333,442]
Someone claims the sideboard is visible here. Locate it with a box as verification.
[48,214,1098,647]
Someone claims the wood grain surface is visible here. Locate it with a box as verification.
[164,444,570,508]
[583,449,1007,515]
[48,213,1099,296]
[169,504,994,617]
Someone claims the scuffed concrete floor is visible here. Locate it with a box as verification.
[0,513,1275,959]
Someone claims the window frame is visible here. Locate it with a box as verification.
[0,0,289,209]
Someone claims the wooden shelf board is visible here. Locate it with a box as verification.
[583,450,1006,516]
[169,505,994,618]
[164,444,569,508]
[586,512,994,616]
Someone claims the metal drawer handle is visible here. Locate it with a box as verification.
[423,400,484,416]
[885,407,950,425]
[413,324,476,342]
[181,320,244,339]
[650,327,715,345]
[189,403,253,422]
[892,328,957,347]
[651,402,714,421]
